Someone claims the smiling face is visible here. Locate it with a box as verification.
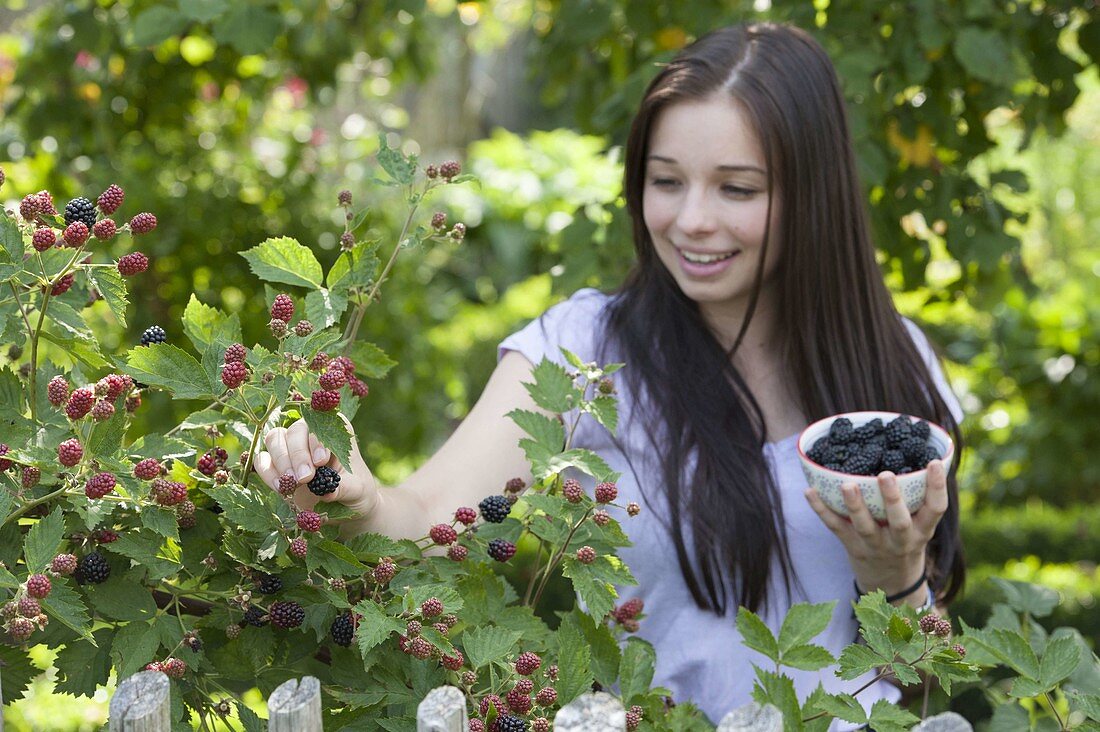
[642,93,782,329]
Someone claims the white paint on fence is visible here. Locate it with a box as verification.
[267,675,322,732]
[417,685,467,731]
[109,670,171,731]
[553,691,626,731]
[717,701,784,731]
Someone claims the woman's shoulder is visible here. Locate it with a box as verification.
[499,288,617,366]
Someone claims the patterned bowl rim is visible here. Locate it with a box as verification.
[796,410,955,480]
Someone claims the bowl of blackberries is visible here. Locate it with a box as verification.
[797,411,954,521]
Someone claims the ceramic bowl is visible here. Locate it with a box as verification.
[797,411,954,520]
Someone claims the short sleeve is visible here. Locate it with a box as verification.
[902,318,964,425]
[498,288,612,368]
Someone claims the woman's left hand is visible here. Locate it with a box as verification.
[804,460,948,599]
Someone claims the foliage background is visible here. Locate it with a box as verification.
[0,0,1096,728]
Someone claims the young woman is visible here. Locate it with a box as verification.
[255,22,965,727]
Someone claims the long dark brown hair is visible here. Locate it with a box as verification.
[602,22,965,615]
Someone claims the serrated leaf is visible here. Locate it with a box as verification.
[302,408,352,469]
[619,637,655,704]
[346,340,396,379]
[182,294,241,352]
[86,578,158,621]
[1009,676,1047,698]
[352,599,405,656]
[561,557,619,622]
[459,625,522,670]
[778,602,835,653]
[86,266,129,327]
[837,643,890,680]
[0,215,22,262]
[866,698,918,732]
[508,408,564,448]
[87,397,128,458]
[752,668,802,732]
[55,628,114,696]
[525,358,576,413]
[111,621,162,678]
[547,448,616,482]
[1070,692,1100,722]
[1039,634,1081,688]
[989,701,1031,730]
[23,507,65,572]
[585,395,618,434]
[809,692,867,724]
[737,607,779,663]
[123,344,215,399]
[201,485,279,533]
[343,532,405,559]
[376,133,417,184]
[0,643,37,704]
[328,242,381,292]
[41,578,94,643]
[237,701,265,732]
[990,577,1060,618]
[556,613,594,705]
[886,612,915,644]
[304,287,349,329]
[781,643,835,671]
[41,330,110,370]
[953,26,1019,87]
[313,539,369,576]
[240,236,322,288]
[976,628,1042,680]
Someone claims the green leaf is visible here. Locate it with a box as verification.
[584,395,618,434]
[0,643,38,704]
[989,702,1031,731]
[86,578,158,621]
[752,669,802,732]
[41,578,94,643]
[561,557,618,622]
[182,294,241,352]
[131,5,187,45]
[737,607,780,664]
[1039,634,1081,688]
[525,358,576,413]
[886,613,915,644]
[990,577,1060,618]
[975,628,1041,680]
[808,692,867,724]
[140,505,180,542]
[87,397,129,458]
[1070,692,1100,722]
[239,236,323,289]
[54,628,115,696]
[301,407,353,469]
[780,643,835,672]
[460,626,523,670]
[111,621,162,678]
[837,643,891,680]
[346,340,396,379]
[0,215,22,262]
[778,602,835,653]
[556,613,594,705]
[618,637,655,704]
[952,27,1019,88]
[236,702,266,732]
[507,408,564,448]
[23,507,65,572]
[40,330,110,370]
[312,540,369,576]
[304,287,349,329]
[343,532,405,559]
[201,485,278,533]
[1009,676,1047,699]
[212,4,283,55]
[865,698,919,732]
[327,242,380,292]
[123,344,215,399]
[352,599,405,656]
[178,0,227,22]
[376,133,417,185]
[87,266,129,328]
[547,448,616,482]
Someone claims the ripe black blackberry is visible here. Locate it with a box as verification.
[884,416,913,447]
[851,418,883,445]
[828,417,854,444]
[478,495,511,523]
[308,466,340,496]
[911,420,931,441]
[75,552,111,584]
[806,437,831,464]
[141,325,166,346]
[840,453,878,476]
[487,538,516,562]
[900,436,928,465]
[921,445,941,466]
[497,716,529,732]
[64,197,97,229]
[257,574,283,595]
[269,600,305,629]
[882,449,906,474]
[331,612,355,647]
[243,607,267,627]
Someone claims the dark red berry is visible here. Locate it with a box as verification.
[97,184,124,214]
[32,228,56,251]
[51,554,78,576]
[506,688,532,715]
[441,650,464,670]
[372,558,397,584]
[270,293,294,321]
[21,466,41,489]
[116,251,148,275]
[439,160,461,180]
[93,219,117,240]
[0,444,12,471]
[576,546,596,564]
[197,452,217,476]
[289,537,308,558]
[84,472,117,499]
[535,687,557,707]
[348,377,369,397]
[454,507,477,525]
[431,212,447,230]
[58,438,83,466]
[310,390,340,411]
[129,212,157,234]
[269,601,305,629]
[66,388,95,419]
[47,375,69,406]
[277,472,297,496]
[90,400,114,421]
[51,273,75,295]
[163,657,187,678]
[296,511,322,532]
[221,361,248,389]
[429,524,457,545]
[100,373,132,400]
[26,574,51,598]
[515,651,541,676]
[133,458,162,480]
[319,367,346,390]
[62,222,89,247]
[562,478,583,503]
[447,544,468,561]
[421,597,444,618]
[595,481,617,503]
[338,189,352,206]
[224,343,246,363]
[293,320,313,336]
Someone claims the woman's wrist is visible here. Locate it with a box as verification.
[853,562,928,605]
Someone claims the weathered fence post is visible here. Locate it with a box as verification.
[717,702,783,731]
[417,685,467,731]
[553,691,626,731]
[267,676,322,731]
[267,673,321,730]
[109,670,171,731]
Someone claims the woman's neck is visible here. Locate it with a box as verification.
[698,291,782,366]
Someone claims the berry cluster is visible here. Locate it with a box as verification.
[805,415,942,476]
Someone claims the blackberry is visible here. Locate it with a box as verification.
[97,184,125,214]
[64,197,97,229]
[498,714,529,731]
[824,463,843,471]
[57,438,83,467]
[141,325,166,346]
[487,539,516,562]
[22,466,41,489]
[884,416,912,447]
[594,481,617,503]
[851,418,883,444]
[257,574,283,595]
[32,228,56,251]
[51,273,76,295]
[308,466,340,496]
[882,449,906,474]
[242,607,267,627]
[26,574,51,598]
[861,443,885,471]
[93,219,117,240]
[822,444,849,465]
[912,420,931,441]
[921,445,941,467]
[828,417,854,444]
[900,436,928,465]
[806,437,831,464]
[331,612,355,647]
[840,454,877,476]
[514,651,541,675]
[129,212,157,234]
[75,552,111,584]
[310,390,340,411]
[478,494,511,523]
[224,343,246,363]
[270,294,295,321]
[576,546,596,564]
[454,507,477,525]
[270,601,305,629]
[296,511,322,532]
[117,252,148,276]
[429,524,457,545]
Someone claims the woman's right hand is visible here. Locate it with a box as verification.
[253,417,381,517]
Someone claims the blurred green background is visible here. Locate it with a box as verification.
[0,0,1097,728]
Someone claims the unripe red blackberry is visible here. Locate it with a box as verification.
[429,524,457,545]
[615,598,644,623]
[197,452,217,476]
[595,481,617,503]
[51,554,78,575]
[116,251,148,275]
[224,343,246,363]
[439,160,461,180]
[514,651,541,676]
[338,189,352,206]
[32,228,56,251]
[309,352,329,371]
[626,710,641,730]
[934,617,952,638]
[20,466,40,489]
[277,472,298,496]
[372,558,397,584]
[454,506,477,525]
[125,393,141,412]
[84,472,116,499]
[101,373,132,400]
[421,597,444,618]
[310,390,340,411]
[62,222,89,247]
[152,479,187,506]
[319,365,347,390]
[407,637,432,660]
[535,686,557,706]
[576,546,596,564]
[270,293,295,321]
[51,273,76,295]
[441,650,464,670]
[626,501,640,517]
[93,219,117,240]
[221,361,248,389]
[544,665,559,682]
[479,694,505,717]
[296,511,322,532]
[133,458,162,480]
[9,616,35,641]
[0,444,10,472]
[431,212,447,230]
[129,212,157,234]
[425,164,439,179]
[294,320,313,336]
[47,375,69,406]
[449,223,466,241]
[26,574,52,598]
[288,534,310,556]
[91,400,114,422]
[17,597,40,618]
[951,643,966,658]
[592,510,610,527]
[270,600,305,629]
[487,539,516,562]
[93,529,119,544]
[348,377,369,397]
[177,500,196,518]
[462,670,477,687]
[918,614,940,635]
[97,184,125,214]
[532,718,550,732]
[562,478,583,503]
[506,688,532,715]
[447,544,468,561]
[339,232,355,250]
[406,620,423,637]
[433,621,450,635]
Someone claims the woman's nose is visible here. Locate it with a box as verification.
[675,188,717,237]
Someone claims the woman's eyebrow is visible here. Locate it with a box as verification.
[646,155,765,175]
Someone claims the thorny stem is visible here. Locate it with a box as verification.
[27,246,86,428]
[531,506,594,612]
[802,645,937,724]
[3,487,68,527]
[1044,691,1067,730]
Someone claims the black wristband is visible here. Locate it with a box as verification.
[854,571,927,604]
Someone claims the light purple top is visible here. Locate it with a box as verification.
[499,288,963,729]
